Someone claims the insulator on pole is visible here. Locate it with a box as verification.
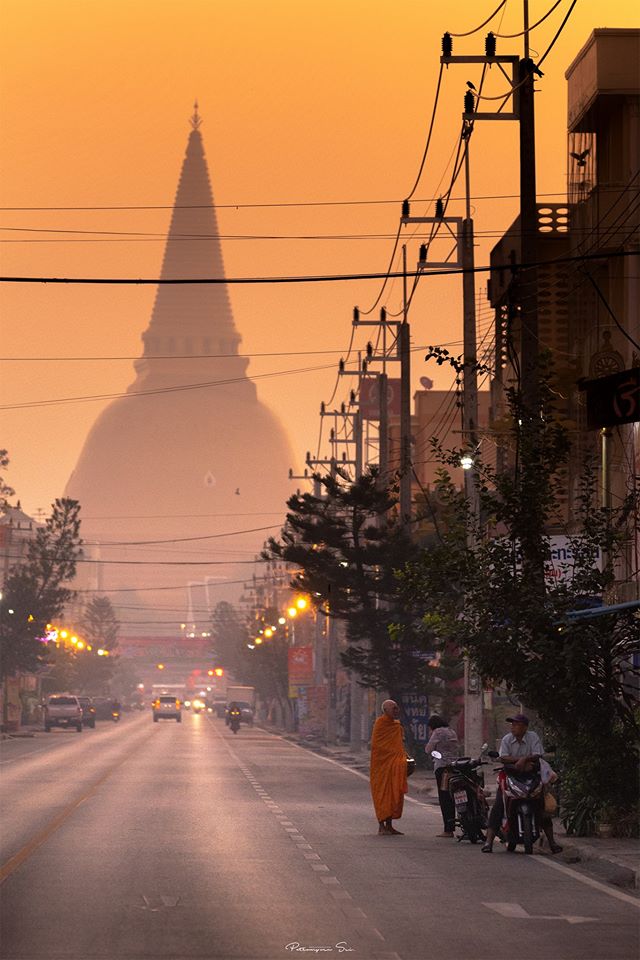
[342,452,347,462]
[288,468,293,479]
[353,306,360,323]
[306,450,311,463]
[380,307,387,322]
[341,402,346,415]
[442,32,453,58]
[419,243,428,264]
[362,359,368,373]
[339,358,345,373]
[320,401,325,414]
[350,389,356,403]
[330,428,335,441]
[366,341,373,358]
[435,197,445,219]
[464,89,475,115]
[402,198,410,218]
[485,32,496,58]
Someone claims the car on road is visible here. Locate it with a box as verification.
[152,696,182,722]
[44,694,83,733]
[77,696,97,729]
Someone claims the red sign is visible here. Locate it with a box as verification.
[359,378,401,420]
[288,646,314,685]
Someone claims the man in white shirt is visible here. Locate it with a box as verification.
[481,714,562,854]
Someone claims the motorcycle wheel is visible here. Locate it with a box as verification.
[460,811,479,843]
[522,813,534,854]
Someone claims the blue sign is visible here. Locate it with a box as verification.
[402,693,429,744]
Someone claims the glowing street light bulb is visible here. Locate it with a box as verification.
[278,617,286,625]
[255,637,263,645]
[287,607,297,618]
[264,628,273,638]
[76,641,85,650]
[60,630,69,640]
[460,453,474,471]
[296,597,308,610]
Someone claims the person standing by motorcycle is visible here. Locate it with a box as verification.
[481,714,562,854]
[424,715,459,838]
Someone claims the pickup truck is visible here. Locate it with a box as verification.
[44,694,83,733]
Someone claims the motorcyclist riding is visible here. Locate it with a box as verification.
[481,714,562,854]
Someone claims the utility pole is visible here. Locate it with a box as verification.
[438,4,542,752]
[400,246,412,529]
[518,5,539,415]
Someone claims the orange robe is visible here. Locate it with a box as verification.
[370,714,408,821]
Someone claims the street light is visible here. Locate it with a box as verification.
[460,453,474,470]
[287,607,297,618]
[296,597,308,611]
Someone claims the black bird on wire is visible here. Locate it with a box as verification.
[466,80,477,91]
[570,148,590,167]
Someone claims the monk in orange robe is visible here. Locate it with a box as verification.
[370,699,408,834]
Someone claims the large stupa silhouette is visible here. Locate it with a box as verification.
[66,107,295,631]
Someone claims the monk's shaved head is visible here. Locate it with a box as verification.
[382,699,398,717]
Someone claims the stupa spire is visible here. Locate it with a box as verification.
[190,100,202,130]
[134,108,247,387]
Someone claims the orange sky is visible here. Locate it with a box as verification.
[1,0,638,517]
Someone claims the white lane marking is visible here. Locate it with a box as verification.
[311,864,330,872]
[534,854,640,909]
[484,902,598,924]
[321,877,340,885]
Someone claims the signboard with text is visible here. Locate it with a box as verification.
[288,646,314,698]
[359,377,402,421]
[402,693,430,744]
[583,368,640,429]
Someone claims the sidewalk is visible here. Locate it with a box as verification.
[272,728,640,893]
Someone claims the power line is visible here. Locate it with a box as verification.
[0,348,350,362]
[450,0,508,37]
[495,0,564,38]
[0,190,579,213]
[2,249,633,288]
[88,524,280,546]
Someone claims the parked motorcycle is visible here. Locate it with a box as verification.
[229,709,241,734]
[432,745,490,843]
[488,751,543,855]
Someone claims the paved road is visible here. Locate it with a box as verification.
[1,713,638,960]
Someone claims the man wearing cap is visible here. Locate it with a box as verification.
[481,714,562,854]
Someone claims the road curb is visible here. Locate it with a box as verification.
[554,837,640,891]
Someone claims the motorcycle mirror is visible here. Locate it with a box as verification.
[487,750,499,759]
[431,750,442,760]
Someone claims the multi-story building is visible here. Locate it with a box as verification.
[487,28,639,596]
[565,29,640,599]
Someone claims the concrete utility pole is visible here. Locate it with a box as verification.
[400,246,412,529]
[438,2,542,753]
